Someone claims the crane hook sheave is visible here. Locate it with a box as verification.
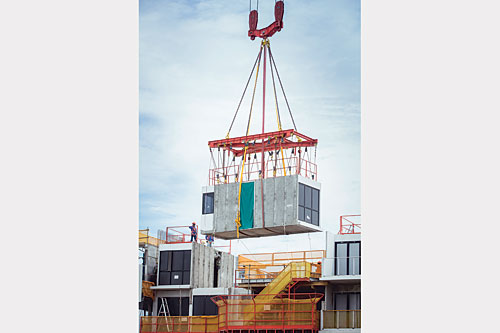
[248,0,284,40]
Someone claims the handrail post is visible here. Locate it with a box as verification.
[281,294,285,331]
[253,296,257,331]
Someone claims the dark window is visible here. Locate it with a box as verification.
[334,293,348,310]
[299,206,305,221]
[157,297,189,316]
[298,183,320,226]
[335,243,348,275]
[305,208,312,223]
[193,295,218,315]
[335,241,361,276]
[159,272,170,285]
[334,292,361,310]
[305,186,311,207]
[312,189,319,211]
[159,250,191,285]
[202,192,214,214]
[349,242,360,275]
[159,250,171,271]
[171,251,184,271]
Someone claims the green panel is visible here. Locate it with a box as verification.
[240,182,254,229]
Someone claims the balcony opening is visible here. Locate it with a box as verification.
[334,241,360,275]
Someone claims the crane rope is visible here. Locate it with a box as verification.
[268,45,297,131]
[235,42,264,238]
[249,0,259,12]
[226,43,263,139]
[268,43,283,131]
[267,40,287,176]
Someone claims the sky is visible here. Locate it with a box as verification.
[139,0,360,254]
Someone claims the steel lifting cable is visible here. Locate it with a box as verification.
[226,36,264,139]
[268,43,283,131]
[267,41,287,176]
[249,0,259,12]
[235,43,264,238]
[268,45,297,131]
[244,45,263,136]
[209,148,217,184]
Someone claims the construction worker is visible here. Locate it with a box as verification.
[189,222,198,242]
[205,234,214,247]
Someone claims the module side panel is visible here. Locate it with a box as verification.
[285,174,299,224]
[212,175,318,239]
[273,176,286,227]
[263,177,276,227]
[253,180,264,229]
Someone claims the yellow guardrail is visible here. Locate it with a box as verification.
[243,261,313,321]
[139,229,166,247]
[140,316,219,333]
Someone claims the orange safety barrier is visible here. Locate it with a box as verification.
[239,250,325,266]
[237,250,324,283]
[166,226,198,244]
[235,264,322,285]
[140,316,219,333]
[212,293,322,332]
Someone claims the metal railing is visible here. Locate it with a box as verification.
[165,226,198,244]
[239,250,325,267]
[235,263,322,286]
[209,156,318,185]
[212,293,323,332]
[237,250,324,284]
[338,215,361,234]
[322,310,361,329]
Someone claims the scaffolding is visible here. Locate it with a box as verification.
[140,262,322,333]
[140,316,219,333]
[213,293,322,333]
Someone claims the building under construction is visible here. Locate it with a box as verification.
[140,216,360,332]
[140,2,360,332]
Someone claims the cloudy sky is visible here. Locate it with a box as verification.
[139,0,360,254]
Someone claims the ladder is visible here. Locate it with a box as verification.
[158,298,170,331]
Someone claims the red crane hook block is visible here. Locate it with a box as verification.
[249,10,258,31]
[248,0,284,40]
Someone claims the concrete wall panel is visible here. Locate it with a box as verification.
[212,175,320,238]
[253,179,264,228]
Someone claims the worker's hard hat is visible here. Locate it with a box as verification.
[192,222,196,224]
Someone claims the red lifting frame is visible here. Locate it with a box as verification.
[208,129,317,157]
